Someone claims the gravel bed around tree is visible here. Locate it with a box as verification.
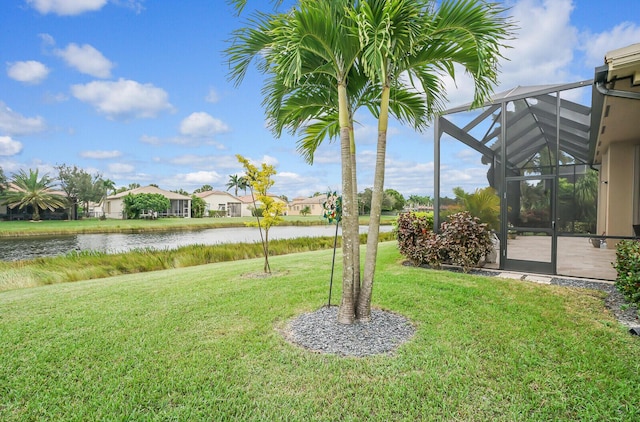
[284,306,416,357]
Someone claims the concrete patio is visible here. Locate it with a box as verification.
[485,235,617,281]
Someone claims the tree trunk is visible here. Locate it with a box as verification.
[337,82,357,325]
[358,84,390,322]
[264,228,270,273]
[349,123,360,306]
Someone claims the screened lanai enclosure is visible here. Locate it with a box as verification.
[434,80,614,279]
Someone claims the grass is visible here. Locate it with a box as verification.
[1,242,639,420]
[0,215,398,238]
[0,232,396,292]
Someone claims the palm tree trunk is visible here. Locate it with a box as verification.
[349,123,361,305]
[337,82,356,325]
[358,84,390,322]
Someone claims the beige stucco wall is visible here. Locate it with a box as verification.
[104,197,125,219]
[598,141,639,237]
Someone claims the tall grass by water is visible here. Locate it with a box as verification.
[1,243,638,420]
[0,232,395,292]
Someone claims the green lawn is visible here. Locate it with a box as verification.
[1,242,638,420]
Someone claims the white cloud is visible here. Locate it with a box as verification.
[581,22,640,67]
[55,43,113,78]
[0,136,23,156]
[499,0,577,84]
[6,61,50,84]
[442,0,579,108]
[108,162,135,173]
[173,170,223,185]
[179,112,229,137]
[205,88,219,103]
[42,92,69,103]
[140,134,161,145]
[168,154,239,169]
[80,150,122,159]
[39,33,56,46]
[247,154,279,167]
[0,102,47,135]
[71,78,174,119]
[27,0,108,15]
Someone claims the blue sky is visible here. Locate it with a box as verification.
[1,0,639,199]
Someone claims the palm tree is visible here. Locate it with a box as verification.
[228,0,363,324]
[352,0,512,320]
[226,174,249,196]
[454,186,501,230]
[227,0,513,323]
[3,169,65,221]
[100,178,116,217]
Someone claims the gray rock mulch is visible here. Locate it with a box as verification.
[284,306,416,357]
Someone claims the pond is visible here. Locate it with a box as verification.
[0,225,394,261]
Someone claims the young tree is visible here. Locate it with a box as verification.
[236,154,285,273]
[3,169,65,221]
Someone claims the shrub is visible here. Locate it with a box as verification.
[396,211,492,272]
[613,239,640,307]
[439,211,493,272]
[395,212,434,265]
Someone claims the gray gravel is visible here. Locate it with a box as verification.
[285,306,416,357]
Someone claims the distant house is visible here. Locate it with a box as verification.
[236,194,288,217]
[103,185,191,219]
[194,190,242,217]
[288,195,326,216]
[0,183,68,220]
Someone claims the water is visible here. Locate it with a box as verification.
[0,225,393,261]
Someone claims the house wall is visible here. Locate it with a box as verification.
[104,197,125,219]
[599,140,640,238]
[288,200,324,216]
[200,193,241,217]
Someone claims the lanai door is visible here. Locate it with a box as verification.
[503,175,556,274]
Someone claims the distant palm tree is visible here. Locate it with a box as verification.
[226,174,248,196]
[102,178,116,196]
[100,178,116,217]
[3,169,65,221]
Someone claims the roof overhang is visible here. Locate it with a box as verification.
[590,43,640,164]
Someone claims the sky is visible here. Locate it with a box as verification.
[1,0,639,200]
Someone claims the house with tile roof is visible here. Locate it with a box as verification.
[288,194,326,216]
[194,190,242,217]
[103,185,191,219]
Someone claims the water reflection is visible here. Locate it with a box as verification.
[0,225,393,261]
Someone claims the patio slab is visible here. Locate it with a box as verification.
[485,236,618,281]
